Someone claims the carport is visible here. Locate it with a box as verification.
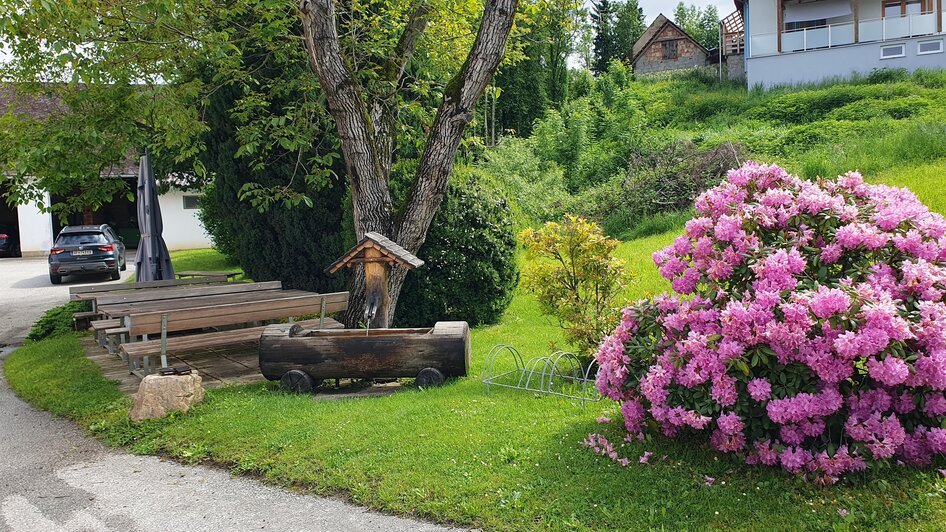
[0,183,21,257]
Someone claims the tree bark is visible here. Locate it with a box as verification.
[299,0,519,328]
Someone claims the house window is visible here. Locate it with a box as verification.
[918,39,944,55]
[880,43,907,58]
[784,19,827,32]
[661,40,679,60]
[182,195,200,210]
[884,0,932,17]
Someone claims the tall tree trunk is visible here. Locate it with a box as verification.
[300,0,519,328]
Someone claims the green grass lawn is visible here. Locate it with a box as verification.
[8,227,946,530]
[130,248,249,282]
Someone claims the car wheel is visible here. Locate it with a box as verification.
[109,269,121,281]
[120,254,127,271]
[49,273,62,285]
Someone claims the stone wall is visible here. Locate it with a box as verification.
[634,25,708,75]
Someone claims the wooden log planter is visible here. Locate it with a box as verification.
[259,321,470,393]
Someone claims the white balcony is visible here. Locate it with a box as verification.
[749,12,944,58]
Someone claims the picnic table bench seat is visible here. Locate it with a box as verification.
[119,317,342,362]
[90,318,125,350]
[73,310,103,331]
[175,270,240,282]
[69,277,227,300]
[107,291,350,376]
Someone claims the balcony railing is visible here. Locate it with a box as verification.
[749,12,944,57]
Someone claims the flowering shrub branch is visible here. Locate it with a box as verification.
[595,162,946,483]
[521,215,628,356]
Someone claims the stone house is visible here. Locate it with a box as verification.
[631,14,711,75]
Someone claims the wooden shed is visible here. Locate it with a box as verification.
[630,14,709,76]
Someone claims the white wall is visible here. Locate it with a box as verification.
[17,193,53,256]
[156,189,213,250]
[747,34,946,87]
[749,0,779,37]
[748,0,780,56]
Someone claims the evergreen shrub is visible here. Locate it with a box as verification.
[394,168,519,328]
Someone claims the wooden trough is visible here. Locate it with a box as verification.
[259,321,471,393]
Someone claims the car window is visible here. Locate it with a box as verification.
[56,232,108,246]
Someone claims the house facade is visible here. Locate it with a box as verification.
[738,0,946,88]
[631,14,710,75]
[1,88,213,258]
[2,187,212,258]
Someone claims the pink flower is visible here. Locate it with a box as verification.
[704,475,715,486]
[747,378,772,402]
[591,161,946,482]
[639,451,653,464]
[809,286,851,319]
[596,416,612,424]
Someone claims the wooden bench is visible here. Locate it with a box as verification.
[94,281,282,309]
[119,317,343,371]
[69,277,227,300]
[91,319,125,349]
[111,291,350,376]
[175,270,241,282]
[73,311,103,331]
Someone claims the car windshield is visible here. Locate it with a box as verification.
[56,232,107,246]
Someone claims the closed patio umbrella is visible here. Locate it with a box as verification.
[134,149,175,281]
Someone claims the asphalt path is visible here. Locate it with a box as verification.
[0,259,453,531]
[0,257,135,346]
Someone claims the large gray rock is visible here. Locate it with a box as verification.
[129,374,205,422]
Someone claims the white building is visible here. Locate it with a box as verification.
[4,187,212,258]
[0,88,213,258]
[731,0,946,88]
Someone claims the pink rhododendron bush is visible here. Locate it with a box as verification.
[595,161,946,484]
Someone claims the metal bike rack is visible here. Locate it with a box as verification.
[481,344,601,407]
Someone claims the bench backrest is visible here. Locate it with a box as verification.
[94,281,283,306]
[126,291,350,337]
[69,277,226,298]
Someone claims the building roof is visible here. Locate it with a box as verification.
[0,85,141,177]
[326,232,424,274]
[631,14,709,64]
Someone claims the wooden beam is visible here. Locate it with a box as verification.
[854,0,860,43]
[777,0,783,53]
[938,0,943,34]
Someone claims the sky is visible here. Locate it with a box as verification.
[637,0,739,22]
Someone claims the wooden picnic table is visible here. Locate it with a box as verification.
[97,289,312,320]
[70,277,227,300]
[91,281,282,307]
[175,270,241,282]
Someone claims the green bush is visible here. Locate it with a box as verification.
[520,215,627,356]
[775,119,867,155]
[475,137,569,226]
[749,83,914,123]
[197,84,348,294]
[26,301,91,342]
[394,168,519,327]
[825,96,930,121]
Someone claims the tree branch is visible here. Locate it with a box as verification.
[299,0,393,238]
[396,0,519,253]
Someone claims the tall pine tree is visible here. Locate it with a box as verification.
[591,0,618,75]
[614,0,646,57]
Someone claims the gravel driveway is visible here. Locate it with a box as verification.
[0,257,135,345]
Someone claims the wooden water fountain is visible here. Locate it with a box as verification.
[259,232,470,393]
